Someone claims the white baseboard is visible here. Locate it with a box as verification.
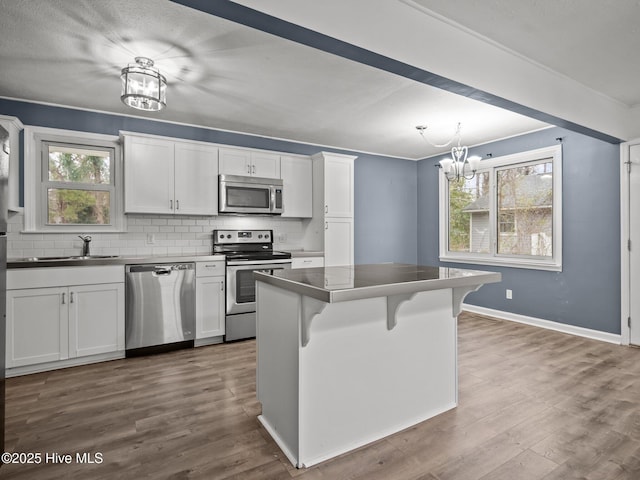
[6,351,125,377]
[462,303,622,345]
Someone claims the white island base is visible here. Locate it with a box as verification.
[256,281,460,468]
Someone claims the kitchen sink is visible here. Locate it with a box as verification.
[11,255,121,262]
[67,255,121,259]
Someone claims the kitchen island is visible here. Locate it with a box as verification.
[254,263,501,468]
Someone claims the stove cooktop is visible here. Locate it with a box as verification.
[222,250,291,261]
[213,229,291,261]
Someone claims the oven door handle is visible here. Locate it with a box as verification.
[227,259,292,267]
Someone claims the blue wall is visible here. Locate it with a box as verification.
[418,127,621,334]
[355,156,417,264]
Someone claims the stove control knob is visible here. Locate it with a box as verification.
[258,234,263,239]
[219,234,224,239]
[264,233,270,239]
[227,234,232,239]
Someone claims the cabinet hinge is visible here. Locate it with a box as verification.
[626,160,632,174]
[629,316,632,328]
[629,239,632,251]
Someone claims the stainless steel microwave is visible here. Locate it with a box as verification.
[219,174,283,215]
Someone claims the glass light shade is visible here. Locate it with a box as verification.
[439,158,454,173]
[467,155,481,171]
[120,57,167,111]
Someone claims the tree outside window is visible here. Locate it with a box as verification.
[440,145,561,271]
[448,172,490,253]
[496,161,552,257]
[44,143,114,225]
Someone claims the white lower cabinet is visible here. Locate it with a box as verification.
[70,283,125,358]
[7,287,68,367]
[6,266,125,371]
[325,218,354,267]
[7,283,125,368]
[195,261,225,344]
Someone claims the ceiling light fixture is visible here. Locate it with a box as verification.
[120,57,167,112]
[416,122,481,181]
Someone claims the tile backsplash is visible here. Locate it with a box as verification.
[6,212,308,259]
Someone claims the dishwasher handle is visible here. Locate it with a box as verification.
[154,267,172,276]
[127,263,195,274]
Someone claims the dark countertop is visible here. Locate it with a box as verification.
[254,263,501,303]
[7,254,226,269]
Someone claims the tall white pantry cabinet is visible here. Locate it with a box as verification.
[303,152,356,267]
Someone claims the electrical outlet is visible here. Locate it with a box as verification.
[147,233,156,245]
[506,289,513,300]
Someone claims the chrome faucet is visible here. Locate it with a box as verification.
[78,235,92,256]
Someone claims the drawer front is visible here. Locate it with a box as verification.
[291,257,324,269]
[196,261,225,277]
[8,266,124,290]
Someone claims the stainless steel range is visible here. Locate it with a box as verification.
[214,229,291,341]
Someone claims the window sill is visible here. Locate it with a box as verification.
[439,254,562,272]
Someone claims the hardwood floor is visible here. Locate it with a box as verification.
[4,312,640,479]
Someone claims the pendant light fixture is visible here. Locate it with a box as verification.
[120,57,167,111]
[416,122,481,182]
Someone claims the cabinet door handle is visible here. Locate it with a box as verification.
[70,292,74,303]
[247,164,251,174]
[176,200,180,210]
[252,164,256,174]
[325,205,328,214]
[220,282,224,291]
[61,292,66,305]
[325,222,328,230]
[170,199,173,210]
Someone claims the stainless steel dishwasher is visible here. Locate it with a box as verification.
[125,263,195,355]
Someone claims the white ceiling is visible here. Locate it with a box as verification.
[413,0,640,106]
[0,0,635,159]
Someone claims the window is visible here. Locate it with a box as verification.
[44,143,114,225]
[24,127,125,232]
[439,145,562,271]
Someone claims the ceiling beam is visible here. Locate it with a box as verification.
[170,0,622,145]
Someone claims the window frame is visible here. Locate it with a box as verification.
[439,145,562,271]
[24,126,126,233]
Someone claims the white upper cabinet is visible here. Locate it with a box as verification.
[219,147,280,178]
[218,147,251,176]
[124,134,218,215]
[174,142,218,215]
[252,151,281,178]
[124,135,174,214]
[280,155,312,218]
[323,155,354,218]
